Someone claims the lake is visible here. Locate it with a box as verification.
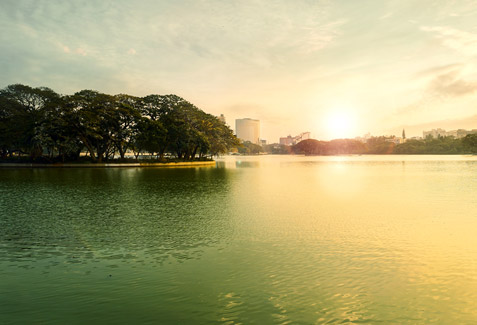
[1,155,477,324]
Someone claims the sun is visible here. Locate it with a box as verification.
[324,110,357,139]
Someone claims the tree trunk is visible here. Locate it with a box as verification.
[80,137,97,162]
[191,145,199,160]
[159,147,166,160]
[117,145,125,159]
[97,148,104,163]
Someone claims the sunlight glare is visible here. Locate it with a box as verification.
[324,109,357,139]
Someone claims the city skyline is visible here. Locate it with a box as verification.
[1,1,477,141]
[229,113,476,143]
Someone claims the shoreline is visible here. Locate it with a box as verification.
[0,161,216,168]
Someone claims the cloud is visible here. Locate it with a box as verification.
[75,48,87,56]
[296,19,347,54]
[415,63,477,98]
[428,70,477,97]
[395,64,477,116]
[379,12,393,20]
[414,63,463,78]
[59,43,86,56]
[421,26,477,56]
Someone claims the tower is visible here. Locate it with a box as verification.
[235,118,260,144]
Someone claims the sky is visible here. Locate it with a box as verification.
[1,0,477,142]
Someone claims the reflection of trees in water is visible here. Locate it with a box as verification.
[0,168,234,267]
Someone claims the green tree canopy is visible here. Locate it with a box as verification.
[0,84,239,162]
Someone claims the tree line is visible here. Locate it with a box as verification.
[0,84,240,162]
[292,135,477,155]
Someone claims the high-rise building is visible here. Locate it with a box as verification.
[235,118,260,144]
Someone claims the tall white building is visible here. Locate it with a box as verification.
[235,118,260,144]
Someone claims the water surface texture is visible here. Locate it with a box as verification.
[1,155,477,324]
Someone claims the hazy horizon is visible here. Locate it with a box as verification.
[1,0,477,142]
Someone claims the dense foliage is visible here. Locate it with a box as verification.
[393,136,466,154]
[292,139,367,155]
[292,135,477,155]
[0,84,240,162]
[238,141,264,155]
[262,143,291,155]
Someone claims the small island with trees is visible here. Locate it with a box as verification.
[0,84,240,165]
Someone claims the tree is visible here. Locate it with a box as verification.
[199,114,240,157]
[133,118,167,159]
[238,141,263,154]
[292,139,326,155]
[0,84,240,162]
[462,134,477,154]
[0,84,61,159]
[112,94,141,159]
[64,90,117,162]
[366,137,394,154]
[263,144,291,154]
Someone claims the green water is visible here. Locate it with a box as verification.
[1,155,477,324]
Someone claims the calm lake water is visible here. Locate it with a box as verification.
[1,155,477,324]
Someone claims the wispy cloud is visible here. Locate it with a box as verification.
[395,63,477,115]
[414,63,477,98]
[414,63,464,78]
[60,45,87,56]
[428,70,477,97]
[421,26,477,56]
[379,12,393,20]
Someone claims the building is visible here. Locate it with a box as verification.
[218,114,226,124]
[385,136,405,145]
[235,118,260,144]
[280,136,294,146]
[279,132,311,146]
[423,128,447,138]
[423,128,477,139]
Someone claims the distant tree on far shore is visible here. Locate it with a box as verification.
[262,144,291,154]
[394,136,465,154]
[292,139,366,155]
[291,134,471,155]
[462,134,477,154]
[238,141,263,155]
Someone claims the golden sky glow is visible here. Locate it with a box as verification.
[1,1,477,141]
[324,109,357,140]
